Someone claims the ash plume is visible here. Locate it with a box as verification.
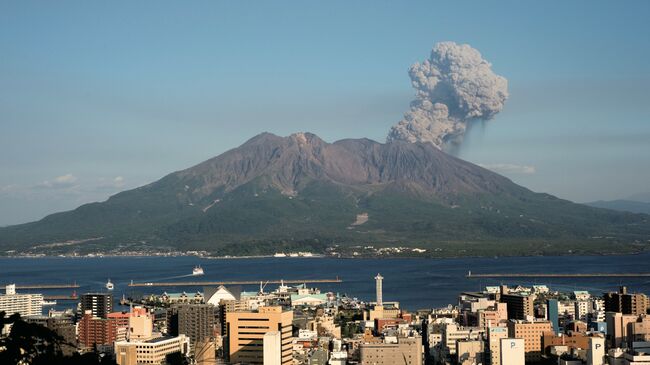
[387,42,508,150]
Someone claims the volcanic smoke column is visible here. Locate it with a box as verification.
[375,273,384,306]
[387,42,509,151]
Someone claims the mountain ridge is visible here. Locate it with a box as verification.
[1,132,649,257]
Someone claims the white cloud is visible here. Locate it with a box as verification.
[113,176,125,188]
[479,163,536,175]
[37,174,79,189]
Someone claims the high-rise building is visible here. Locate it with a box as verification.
[606,312,638,348]
[499,338,524,365]
[487,326,508,365]
[500,292,535,320]
[78,307,151,349]
[359,336,423,365]
[507,320,553,363]
[547,299,559,334]
[226,306,293,365]
[80,293,113,319]
[169,303,216,350]
[0,284,43,317]
[604,286,649,316]
[264,331,282,365]
[375,274,384,306]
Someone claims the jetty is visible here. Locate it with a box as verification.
[466,272,650,278]
[43,294,79,301]
[128,278,343,287]
[1,283,80,290]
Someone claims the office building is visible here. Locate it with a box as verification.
[604,286,649,316]
[507,320,553,363]
[359,336,423,365]
[487,326,508,365]
[500,292,535,320]
[80,293,113,319]
[114,334,190,365]
[0,284,43,317]
[500,338,525,365]
[226,306,293,364]
[547,299,560,334]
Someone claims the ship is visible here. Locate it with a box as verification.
[105,279,114,291]
[192,265,204,276]
[42,300,57,306]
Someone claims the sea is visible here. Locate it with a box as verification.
[2,252,650,311]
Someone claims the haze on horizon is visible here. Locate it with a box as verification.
[1,1,649,226]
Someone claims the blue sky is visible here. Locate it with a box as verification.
[1,1,649,225]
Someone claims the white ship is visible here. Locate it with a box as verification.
[192,265,204,276]
[105,279,114,291]
[42,300,57,306]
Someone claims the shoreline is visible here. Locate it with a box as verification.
[1,249,647,260]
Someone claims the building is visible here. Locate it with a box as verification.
[79,307,152,349]
[456,339,485,365]
[80,293,113,319]
[548,299,560,334]
[507,320,553,363]
[542,332,592,355]
[114,334,190,365]
[78,311,114,348]
[226,306,293,365]
[587,337,606,365]
[359,336,423,365]
[487,326,508,365]
[171,303,216,350]
[500,338,525,365]
[263,331,282,365]
[604,286,649,316]
[204,285,239,306]
[441,323,484,357]
[606,312,639,348]
[500,292,535,320]
[375,273,384,306]
[25,315,76,355]
[0,284,43,317]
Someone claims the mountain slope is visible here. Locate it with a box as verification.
[586,200,650,215]
[1,132,649,256]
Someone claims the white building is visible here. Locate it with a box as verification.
[0,284,43,317]
[500,338,524,365]
[587,337,606,365]
[263,331,282,365]
[114,335,190,365]
[204,285,237,306]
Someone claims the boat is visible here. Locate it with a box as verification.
[105,279,114,291]
[42,300,57,306]
[192,265,204,276]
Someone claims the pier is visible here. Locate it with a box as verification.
[128,278,343,287]
[43,295,79,301]
[466,272,650,278]
[1,283,80,290]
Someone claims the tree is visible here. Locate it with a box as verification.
[0,311,116,365]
